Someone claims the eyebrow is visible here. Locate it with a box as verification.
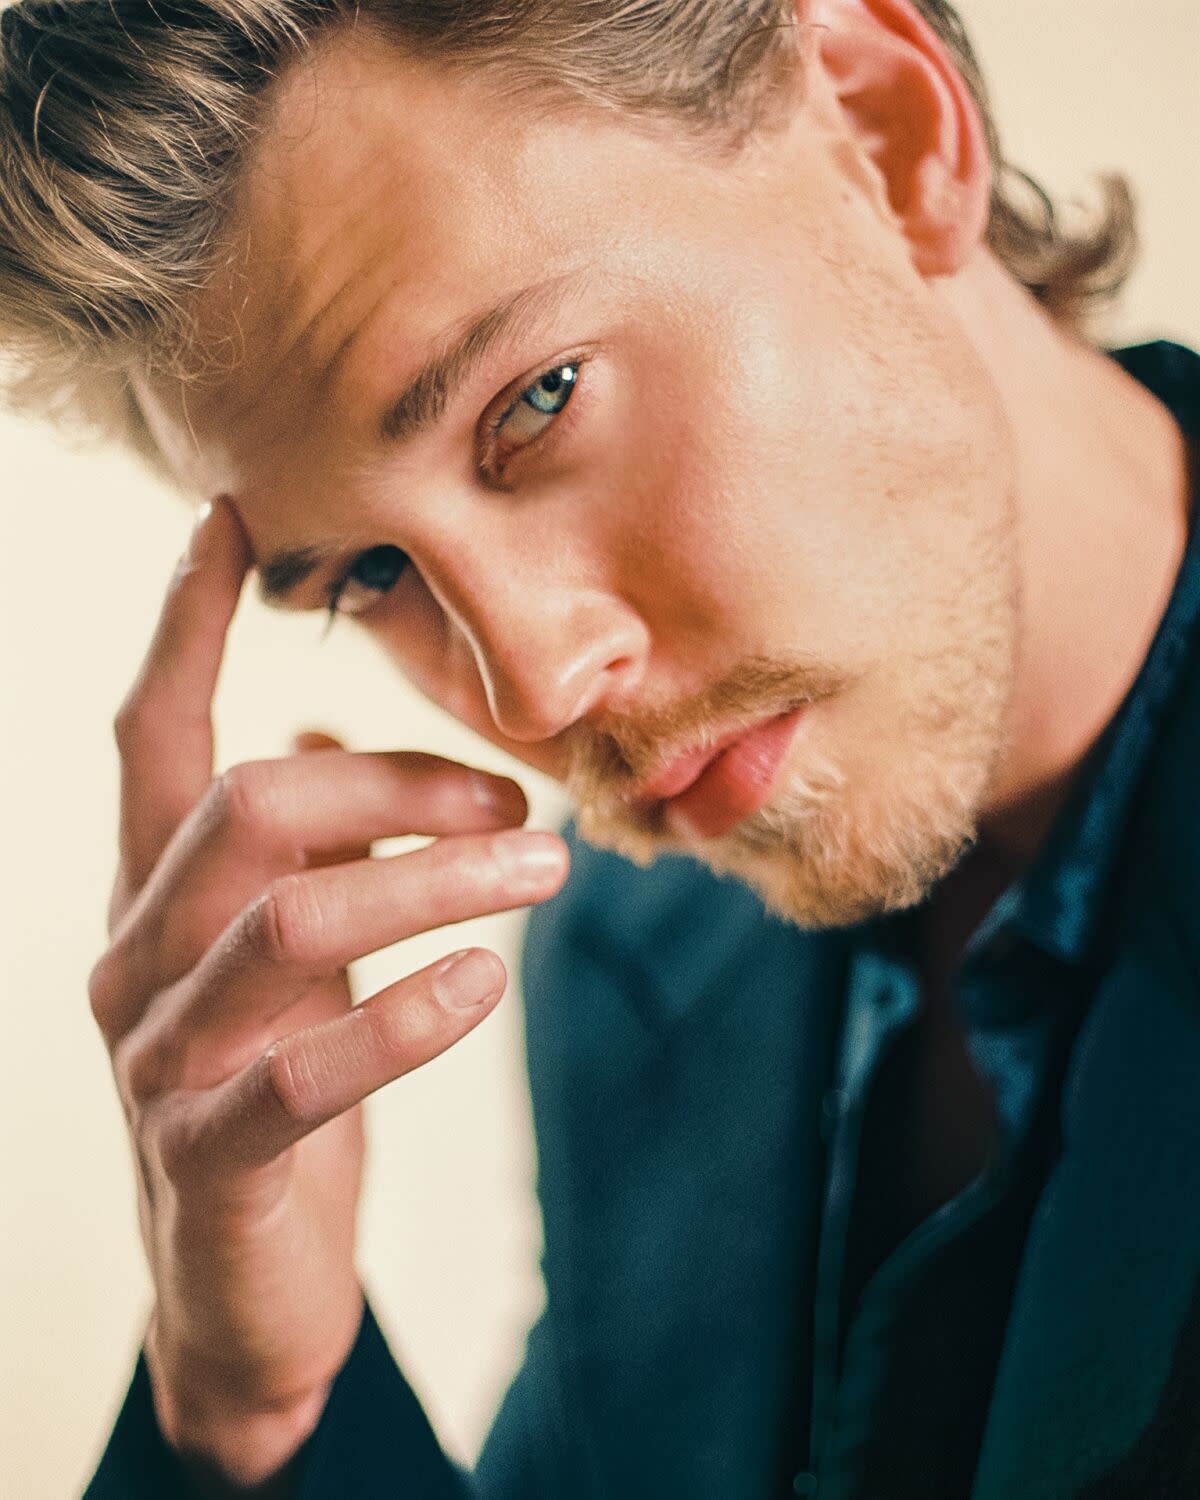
[257,542,345,608]
[255,272,578,608]
[381,273,574,444]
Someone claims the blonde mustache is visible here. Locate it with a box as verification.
[564,653,854,828]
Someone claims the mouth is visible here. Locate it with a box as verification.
[628,705,809,840]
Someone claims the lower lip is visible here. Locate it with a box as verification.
[664,707,807,839]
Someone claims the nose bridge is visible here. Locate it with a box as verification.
[434,540,648,742]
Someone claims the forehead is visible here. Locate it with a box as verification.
[232,35,562,372]
[145,28,834,513]
[178,34,711,453]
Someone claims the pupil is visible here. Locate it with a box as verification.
[540,370,563,394]
[351,544,406,590]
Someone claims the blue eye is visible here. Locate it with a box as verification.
[491,361,579,459]
[325,543,408,623]
[522,364,577,415]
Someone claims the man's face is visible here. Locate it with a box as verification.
[144,28,1020,929]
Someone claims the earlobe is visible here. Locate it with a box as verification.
[803,0,991,276]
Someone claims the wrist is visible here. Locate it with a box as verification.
[144,1313,332,1490]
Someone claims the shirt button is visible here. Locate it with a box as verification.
[792,1472,819,1496]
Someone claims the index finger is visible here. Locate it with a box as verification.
[113,496,251,897]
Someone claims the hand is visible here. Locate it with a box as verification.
[87,497,569,1487]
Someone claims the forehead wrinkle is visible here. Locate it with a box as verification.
[210,98,406,427]
[313,269,399,400]
[190,233,414,479]
[254,227,400,418]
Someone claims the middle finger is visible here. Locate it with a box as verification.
[157,827,569,1086]
[113,748,531,990]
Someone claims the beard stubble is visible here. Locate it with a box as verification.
[564,517,1019,931]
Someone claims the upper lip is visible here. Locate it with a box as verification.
[626,713,786,806]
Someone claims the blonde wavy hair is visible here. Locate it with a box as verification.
[0,0,1136,454]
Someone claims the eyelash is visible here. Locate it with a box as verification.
[480,357,583,468]
[323,356,585,627]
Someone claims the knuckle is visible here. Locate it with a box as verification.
[250,874,326,967]
[402,843,484,923]
[111,690,150,757]
[424,831,480,885]
[156,1109,202,1186]
[435,833,507,899]
[122,1008,181,1104]
[210,761,282,842]
[360,992,411,1062]
[113,1026,174,1106]
[263,1040,319,1127]
[86,947,125,1034]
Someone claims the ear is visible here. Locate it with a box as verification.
[804,0,991,276]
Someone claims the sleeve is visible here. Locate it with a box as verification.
[83,1299,476,1500]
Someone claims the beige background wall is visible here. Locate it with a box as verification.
[2,4,1198,1495]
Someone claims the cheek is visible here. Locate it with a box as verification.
[607,289,880,654]
[615,366,875,663]
[642,299,1008,671]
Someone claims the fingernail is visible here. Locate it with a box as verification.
[433,949,505,1011]
[183,500,214,565]
[471,772,526,819]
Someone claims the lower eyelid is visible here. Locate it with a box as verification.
[336,585,378,617]
[483,357,589,478]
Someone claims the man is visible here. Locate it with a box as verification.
[0,1,1196,1496]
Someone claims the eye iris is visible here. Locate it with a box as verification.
[349,544,407,592]
[524,363,577,415]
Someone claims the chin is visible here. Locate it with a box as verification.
[694,753,985,930]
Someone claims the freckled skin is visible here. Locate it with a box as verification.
[139,20,1191,931]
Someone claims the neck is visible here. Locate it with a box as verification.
[940,253,1194,876]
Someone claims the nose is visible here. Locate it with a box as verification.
[446,573,650,744]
